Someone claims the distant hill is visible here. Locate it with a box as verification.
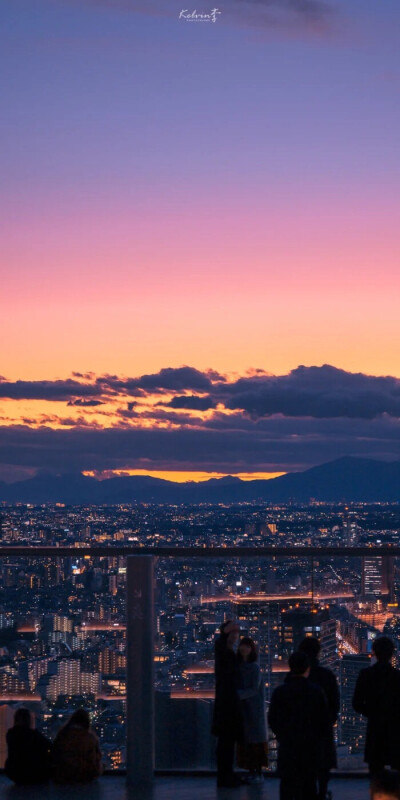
[0,457,399,504]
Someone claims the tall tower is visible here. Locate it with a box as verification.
[362,557,394,599]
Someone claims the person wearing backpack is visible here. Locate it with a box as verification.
[353,636,400,777]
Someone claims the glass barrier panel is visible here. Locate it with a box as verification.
[0,554,127,771]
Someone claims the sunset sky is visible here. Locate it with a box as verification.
[0,0,399,482]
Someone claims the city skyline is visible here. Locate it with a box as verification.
[1,501,400,773]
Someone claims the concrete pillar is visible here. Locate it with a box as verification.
[126,555,154,785]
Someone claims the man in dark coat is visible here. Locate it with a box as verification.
[5,707,51,785]
[353,636,400,776]
[268,651,330,800]
[212,619,242,787]
[299,636,340,800]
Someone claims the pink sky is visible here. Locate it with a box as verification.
[0,0,399,483]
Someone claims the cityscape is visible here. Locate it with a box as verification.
[1,501,399,772]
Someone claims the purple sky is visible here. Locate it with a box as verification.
[0,0,399,480]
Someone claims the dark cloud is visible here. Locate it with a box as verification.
[2,365,400,420]
[71,371,96,380]
[0,379,102,401]
[204,369,227,383]
[202,409,400,442]
[99,366,213,395]
[0,414,398,476]
[1,365,400,476]
[219,365,400,419]
[164,395,216,411]
[67,399,104,407]
[117,407,205,426]
[100,364,400,420]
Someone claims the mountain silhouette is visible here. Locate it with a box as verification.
[0,457,399,504]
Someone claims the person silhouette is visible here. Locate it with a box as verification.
[5,708,51,785]
[268,651,330,800]
[353,636,400,777]
[212,620,243,788]
[299,636,339,800]
[236,637,268,785]
[51,708,103,784]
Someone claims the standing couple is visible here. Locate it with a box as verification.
[212,620,268,788]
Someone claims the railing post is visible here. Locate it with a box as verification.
[126,555,154,785]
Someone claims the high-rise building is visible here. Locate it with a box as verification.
[362,557,394,599]
[80,672,101,695]
[54,659,81,698]
[98,647,126,675]
[18,658,52,690]
[42,659,101,700]
[53,615,73,634]
[280,608,337,669]
[268,523,278,535]
[340,654,369,753]
[233,598,282,675]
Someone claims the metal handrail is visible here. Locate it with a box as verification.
[0,545,398,556]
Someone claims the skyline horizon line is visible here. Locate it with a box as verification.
[2,454,399,488]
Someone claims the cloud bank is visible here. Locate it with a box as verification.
[0,365,399,479]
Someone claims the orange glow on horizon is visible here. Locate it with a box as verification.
[82,469,286,483]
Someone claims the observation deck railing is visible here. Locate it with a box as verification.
[1,545,399,785]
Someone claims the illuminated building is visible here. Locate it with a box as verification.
[53,615,73,634]
[339,654,369,753]
[362,557,394,599]
[280,608,337,668]
[99,648,127,675]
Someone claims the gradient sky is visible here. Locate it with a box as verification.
[0,0,399,480]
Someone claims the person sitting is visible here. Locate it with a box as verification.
[5,707,51,785]
[51,708,103,784]
[371,770,400,800]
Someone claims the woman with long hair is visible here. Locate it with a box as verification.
[52,708,103,784]
[237,637,268,785]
